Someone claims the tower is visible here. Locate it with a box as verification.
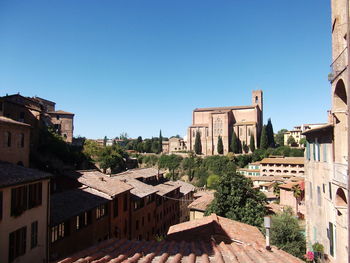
[252,90,263,112]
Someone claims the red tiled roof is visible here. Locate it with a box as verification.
[48,110,74,115]
[259,157,304,165]
[194,105,256,112]
[188,191,214,211]
[56,237,303,263]
[279,180,304,190]
[167,214,265,245]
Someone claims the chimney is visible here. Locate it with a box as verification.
[264,216,271,251]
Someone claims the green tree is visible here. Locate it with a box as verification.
[182,153,196,181]
[273,182,281,201]
[266,118,275,147]
[249,136,255,152]
[158,130,163,153]
[275,129,288,146]
[287,135,297,146]
[143,139,152,153]
[158,154,183,180]
[270,208,306,259]
[207,174,220,189]
[230,130,239,153]
[83,139,102,159]
[151,140,159,153]
[217,136,224,154]
[194,131,202,155]
[260,125,268,149]
[242,142,249,153]
[206,171,267,227]
[299,138,307,147]
[97,145,128,173]
[103,136,108,147]
[292,184,302,215]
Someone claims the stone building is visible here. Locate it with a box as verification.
[0,94,74,144]
[0,162,52,263]
[187,90,263,155]
[0,117,31,167]
[304,1,349,261]
[162,137,187,154]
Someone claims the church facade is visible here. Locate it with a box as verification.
[187,90,263,155]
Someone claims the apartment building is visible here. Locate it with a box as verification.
[303,0,349,261]
[0,162,52,263]
[284,124,326,147]
[259,157,304,177]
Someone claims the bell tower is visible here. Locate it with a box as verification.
[252,90,263,112]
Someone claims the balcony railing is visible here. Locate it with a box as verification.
[333,162,348,187]
[329,47,347,83]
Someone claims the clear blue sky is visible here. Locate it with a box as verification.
[0,0,331,139]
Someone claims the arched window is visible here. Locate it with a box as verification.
[333,79,347,111]
[335,188,347,207]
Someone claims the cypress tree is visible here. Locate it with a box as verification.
[217,136,224,154]
[260,125,268,149]
[158,130,163,153]
[194,131,202,155]
[103,136,108,147]
[230,130,239,153]
[266,118,275,148]
[249,135,255,152]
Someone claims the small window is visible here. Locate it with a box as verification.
[329,182,332,200]
[19,133,25,148]
[4,131,11,147]
[9,226,27,262]
[76,211,91,230]
[96,203,108,219]
[51,222,66,243]
[56,115,60,120]
[323,144,327,162]
[0,101,3,111]
[113,198,118,218]
[19,112,25,121]
[31,221,38,249]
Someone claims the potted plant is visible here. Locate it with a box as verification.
[304,251,314,262]
[312,242,324,262]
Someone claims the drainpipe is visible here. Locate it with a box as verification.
[347,0,350,262]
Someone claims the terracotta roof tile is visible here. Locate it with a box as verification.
[188,191,214,211]
[194,105,256,112]
[0,161,52,188]
[65,170,133,197]
[56,238,303,263]
[259,157,304,165]
[171,180,196,195]
[48,110,74,115]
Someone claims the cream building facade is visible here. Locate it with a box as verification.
[187,90,263,155]
[304,1,349,261]
[284,124,326,147]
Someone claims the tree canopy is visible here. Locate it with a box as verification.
[275,129,288,146]
[206,171,267,227]
[270,208,306,259]
[230,130,239,153]
[260,125,268,149]
[266,118,275,147]
[249,135,255,152]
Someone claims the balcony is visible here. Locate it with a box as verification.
[333,162,348,187]
[329,47,347,83]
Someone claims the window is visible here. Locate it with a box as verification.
[9,226,26,262]
[306,141,310,160]
[329,182,332,200]
[316,139,320,161]
[11,185,28,217]
[323,144,327,162]
[28,182,42,209]
[19,133,25,148]
[51,222,67,243]
[113,199,118,218]
[76,211,91,230]
[312,143,315,161]
[0,101,3,111]
[317,186,322,206]
[323,184,326,193]
[96,203,107,219]
[4,131,11,147]
[19,112,25,122]
[123,194,128,211]
[56,115,60,120]
[329,222,335,257]
[31,221,38,249]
